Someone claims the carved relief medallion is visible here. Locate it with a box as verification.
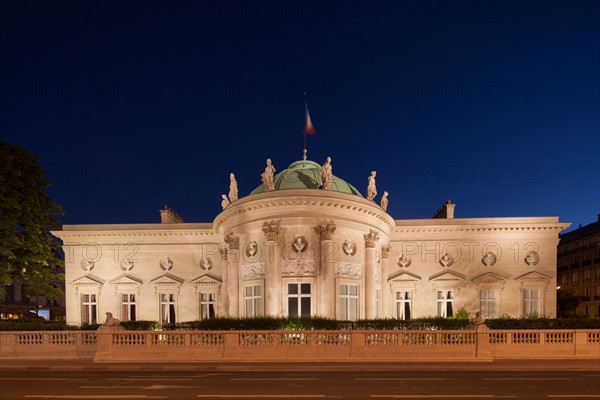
[241,263,265,280]
[292,236,308,254]
[335,263,363,278]
[245,240,259,258]
[525,251,540,266]
[81,259,94,272]
[439,253,454,268]
[160,257,173,271]
[200,257,212,270]
[121,258,134,271]
[282,260,316,277]
[482,252,497,267]
[398,255,412,268]
[343,240,357,256]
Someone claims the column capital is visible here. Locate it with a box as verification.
[224,233,239,250]
[262,220,281,242]
[315,223,336,241]
[364,229,380,248]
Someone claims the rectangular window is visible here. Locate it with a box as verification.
[561,274,567,285]
[338,284,359,321]
[480,289,496,319]
[437,290,454,317]
[159,293,176,324]
[121,293,136,322]
[583,270,591,282]
[244,285,263,317]
[81,294,97,324]
[572,272,579,283]
[288,283,311,317]
[395,291,412,320]
[199,292,216,319]
[523,288,540,317]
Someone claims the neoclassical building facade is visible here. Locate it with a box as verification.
[54,158,570,325]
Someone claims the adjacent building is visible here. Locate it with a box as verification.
[53,157,570,326]
[557,215,600,317]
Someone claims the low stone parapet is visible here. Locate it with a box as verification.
[1,329,598,362]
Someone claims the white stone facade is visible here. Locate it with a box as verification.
[54,164,569,326]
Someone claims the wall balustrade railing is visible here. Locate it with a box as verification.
[1,329,598,361]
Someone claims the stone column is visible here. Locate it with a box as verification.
[364,229,379,319]
[316,223,336,319]
[224,233,240,317]
[218,247,229,317]
[263,221,281,316]
[381,244,392,318]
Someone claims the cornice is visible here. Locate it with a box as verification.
[214,189,395,232]
[392,223,570,235]
[53,230,217,240]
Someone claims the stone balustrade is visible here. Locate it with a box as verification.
[0,329,598,362]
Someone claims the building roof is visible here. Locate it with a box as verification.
[250,159,363,197]
[559,217,600,244]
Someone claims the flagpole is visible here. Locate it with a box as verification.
[303,92,307,160]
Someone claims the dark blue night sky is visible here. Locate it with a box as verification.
[1,1,598,231]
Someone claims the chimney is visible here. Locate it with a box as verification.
[160,204,184,224]
[433,199,455,219]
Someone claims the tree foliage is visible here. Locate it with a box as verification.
[0,141,64,300]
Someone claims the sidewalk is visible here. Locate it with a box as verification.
[1,358,599,371]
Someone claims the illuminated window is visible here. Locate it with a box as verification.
[395,291,412,320]
[522,288,540,317]
[338,284,359,321]
[244,285,263,317]
[437,290,454,317]
[199,292,216,319]
[81,294,97,324]
[480,289,496,319]
[288,283,311,317]
[159,293,176,324]
[120,293,136,322]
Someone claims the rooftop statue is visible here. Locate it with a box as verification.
[229,173,238,202]
[380,191,389,211]
[321,156,333,190]
[366,171,377,201]
[261,158,276,191]
[221,194,230,210]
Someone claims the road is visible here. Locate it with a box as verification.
[1,362,599,400]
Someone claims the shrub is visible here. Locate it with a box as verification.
[120,320,160,331]
[0,320,77,331]
[484,317,600,330]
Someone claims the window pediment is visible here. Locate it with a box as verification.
[151,273,184,292]
[110,274,143,292]
[190,273,222,289]
[471,272,508,284]
[388,270,422,282]
[429,270,466,282]
[71,275,104,288]
[515,271,552,285]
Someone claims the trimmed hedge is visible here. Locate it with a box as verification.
[1,317,599,331]
[171,317,469,331]
[120,320,161,331]
[484,317,600,330]
[0,320,76,331]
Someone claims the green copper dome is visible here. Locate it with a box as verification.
[250,159,363,197]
